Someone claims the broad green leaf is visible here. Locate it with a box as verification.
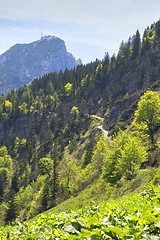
[82,229,92,238]
[108,226,124,236]
[87,217,99,227]
[91,229,101,236]
[53,230,60,237]
[67,235,77,240]
[79,216,89,224]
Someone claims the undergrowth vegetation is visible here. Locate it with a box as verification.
[1,20,160,228]
[1,185,160,239]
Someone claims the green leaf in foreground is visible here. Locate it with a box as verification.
[1,185,160,239]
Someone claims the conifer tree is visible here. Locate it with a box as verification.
[50,152,59,207]
[155,20,160,38]
[131,30,141,59]
[5,189,18,225]
[41,179,50,211]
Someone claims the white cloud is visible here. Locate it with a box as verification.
[0,0,139,24]
[0,0,159,33]
[0,0,160,63]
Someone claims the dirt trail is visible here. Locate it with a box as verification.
[91,115,111,141]
[91,115,104,121]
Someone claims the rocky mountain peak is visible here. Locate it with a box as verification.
[0,36,79,95]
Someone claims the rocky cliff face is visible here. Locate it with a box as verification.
[0,36,79,95]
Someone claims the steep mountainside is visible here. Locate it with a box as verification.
[0,36,78,95]
[1,20,160,225]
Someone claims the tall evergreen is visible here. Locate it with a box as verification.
[5,189,18,225]
[50,151,59,207]
[41,179,50,212]
[155,20,160,38]
[131,30,141,59]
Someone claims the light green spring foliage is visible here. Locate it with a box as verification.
[1,185,160,239]
[91,135,108,177]
[0,146,13,197]
[132,90,160,144]
[81,75,88,88]
[14,137,26,157]
[18,102,28,114]
[102,130,147,183]
[0,146,12,168]
[64,83,73,97]
[39,157,53,176]
[3,100,12,113]
[0,146,12,171]
[62,129,148,193]
[70,106,79,120]
[0,100,13,119]
[58,150,81,195]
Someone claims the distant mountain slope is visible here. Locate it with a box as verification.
[0,36,79,95]
[1,20,160,225]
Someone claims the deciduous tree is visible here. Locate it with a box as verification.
[132,91,160,144]
[102,130,147,183]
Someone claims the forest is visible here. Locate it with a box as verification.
[0,19,160,239]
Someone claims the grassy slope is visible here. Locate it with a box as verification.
[1,178,160,239]
[43,167,160,217]
[1,112,160,239]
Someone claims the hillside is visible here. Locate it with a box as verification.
[1,185,160,239]
[0,20,160,227]
[0,36,78,95]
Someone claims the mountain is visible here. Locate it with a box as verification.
[1,20,160,225]
[0,36,79,95]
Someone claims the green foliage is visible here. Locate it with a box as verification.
[1,185,160,239]
[13,137,27,160]
[82,134,96,168]
[102,130,147,183]
[18,102,28,114]
[64,83,73,97]
[58,150,79,196]
[131,30,141,59]
[133,90,160,144]
[40,177,50,211]
[0,168,10,200]
[70,106,79,120]
[81,75,88,88]
[117,39,131,63]
[39,157,53,176]
[21,164,31,188]
[1,19,160,227]
[21,88,31,102]
[0,146,8,157]
[1,100,12,118]
[155,20,160,38]
[5,189,18,225]
[0,146,13,201]
[3,100,12,113]
[91,134,108,177]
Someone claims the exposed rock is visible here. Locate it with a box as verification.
[0,36,79,95]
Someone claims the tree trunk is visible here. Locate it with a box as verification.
[150,130,154,144]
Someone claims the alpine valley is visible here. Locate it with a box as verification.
[0,20,160,240]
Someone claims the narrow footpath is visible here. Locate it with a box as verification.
[91,115,112,141]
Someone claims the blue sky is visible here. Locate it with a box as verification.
[0,0,160,63]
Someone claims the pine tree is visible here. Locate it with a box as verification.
[5,189,18,225]
[50,150,59,207]
[41,179,50,211]
[131,30,141,59]
[155,20,160,38]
